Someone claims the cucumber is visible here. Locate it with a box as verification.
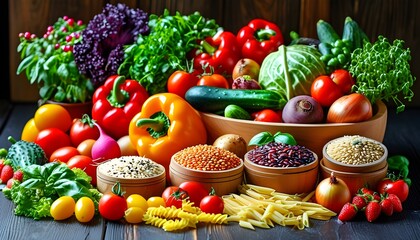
[317,20,340,45]
[342,17,361,51]
[224,104,252,120]
[185,86,287,113]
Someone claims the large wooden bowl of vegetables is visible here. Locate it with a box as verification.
[199,100,387,158]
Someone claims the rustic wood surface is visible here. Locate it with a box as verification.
[0,102,419,240]
[6,0,420,106]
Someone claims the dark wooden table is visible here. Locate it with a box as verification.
[1,101,419,240]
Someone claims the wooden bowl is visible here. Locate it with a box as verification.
[200,101,387,158]
[243,150,319,194]
[96,156,166,199]
[319,158,388,196]
[322,136,388,173]
[169,156,244,196]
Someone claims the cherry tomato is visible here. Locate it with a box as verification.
[252,109,282,122]
[50,196,76,220]
[21,118,40,142]
[99,183,127,221]
[35,128,71,158]
[147,196,166,208]
[200,190,224,214]
[75,196,95,223]
[50,146,79,163]
[124,207,144,224]
[126,194,148,212]
[34,104,72,132]
[311,75,344,107]
[167,70,200,98]
[66,155,92,169]
[330,69,355,94]
[179,181,209,207]
[69,117,100,147]
[162,186,188,208]
[77,139,96,157]
[197,74,229,89]
[377,179,410,202]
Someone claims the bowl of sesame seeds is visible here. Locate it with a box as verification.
[243,142,319,194]
[169,144,244,196]
[96,156,166,199]
[319,135,388,195]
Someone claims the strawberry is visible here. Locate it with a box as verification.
[0,159,4,172]
[338,203,358,222]
[6,178,15,188]
[352,195,367,210]
[0,164,14,184]
[358,187,374,196]
[387,193,403,213]
[365,201,381,222]
[380,198,394,216]
[13,170,23,182]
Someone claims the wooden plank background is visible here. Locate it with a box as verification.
[6,0,420,107]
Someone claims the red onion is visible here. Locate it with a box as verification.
[282,95,324,123]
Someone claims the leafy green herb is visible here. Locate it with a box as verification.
[249,131,297,146]
[349,36,416,113]
[2,162,101,220]
[118,9,220,95]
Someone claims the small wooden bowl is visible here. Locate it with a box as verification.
[169,157,244,196]
[243,150,319,194]
[322,136,388,173]
[319,158,388,196]
[96,157,166,199]
[200,101,387,158]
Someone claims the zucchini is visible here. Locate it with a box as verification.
[317,20,340,45]
[185,86,287,113]
[342,17,361,51]
[224,104,252,120]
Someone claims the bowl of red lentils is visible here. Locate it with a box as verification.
[243,142,319,195]
[320,135,388,195]
[169,144,244,196]
[96,156,166,199]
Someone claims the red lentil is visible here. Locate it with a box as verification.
[172,144,242,171]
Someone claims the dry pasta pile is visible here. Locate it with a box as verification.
[143,200,228,231]
[223,184,336,230]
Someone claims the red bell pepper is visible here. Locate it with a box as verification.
[193,31,241,76]
[92,75,149,140]
[237,19,284,65]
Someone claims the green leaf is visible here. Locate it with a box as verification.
[16,55,34,74]
[249,132,275,146]
[57,63,69,80]
[44,55,57,71]
[273,132,297,145]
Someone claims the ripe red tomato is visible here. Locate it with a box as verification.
[69,117,100,147]
[162,186,189,208]
[197,74,229,89]
[35,128,71,158]
[377,179,410,202]
[252,109,282,122]
[311,75,344,107]
[50,146,79,163]
[98,183,128,221]
[66,155,92,169]
[167,70,200,98]
[200,194,224,214]
[330,69,355,94]
[179,181,209,207]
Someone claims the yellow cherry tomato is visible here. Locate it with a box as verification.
[50,196,76,220]
[21,118,40,142]
[126,194,148,212]
[34,104,72,132]
[124,207,144,224]
[147,196,166,208]
[75,197,95,223]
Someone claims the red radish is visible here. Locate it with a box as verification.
[91,123,121,161]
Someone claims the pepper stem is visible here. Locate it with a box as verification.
[201,39,217,55]
[136,111,170,139]
[108,76,129,108]
[255,28,277,41]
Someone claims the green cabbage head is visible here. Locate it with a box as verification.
[259,44,326,101]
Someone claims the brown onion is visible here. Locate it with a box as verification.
[232,58,260,80]
[327,93,373,123]
[315,172,351,213]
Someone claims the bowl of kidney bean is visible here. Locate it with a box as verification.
[243,142,319,194]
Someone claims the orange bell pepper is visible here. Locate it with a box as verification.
[129,93,207,178]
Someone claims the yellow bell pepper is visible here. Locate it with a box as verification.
[129,93,208,177]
